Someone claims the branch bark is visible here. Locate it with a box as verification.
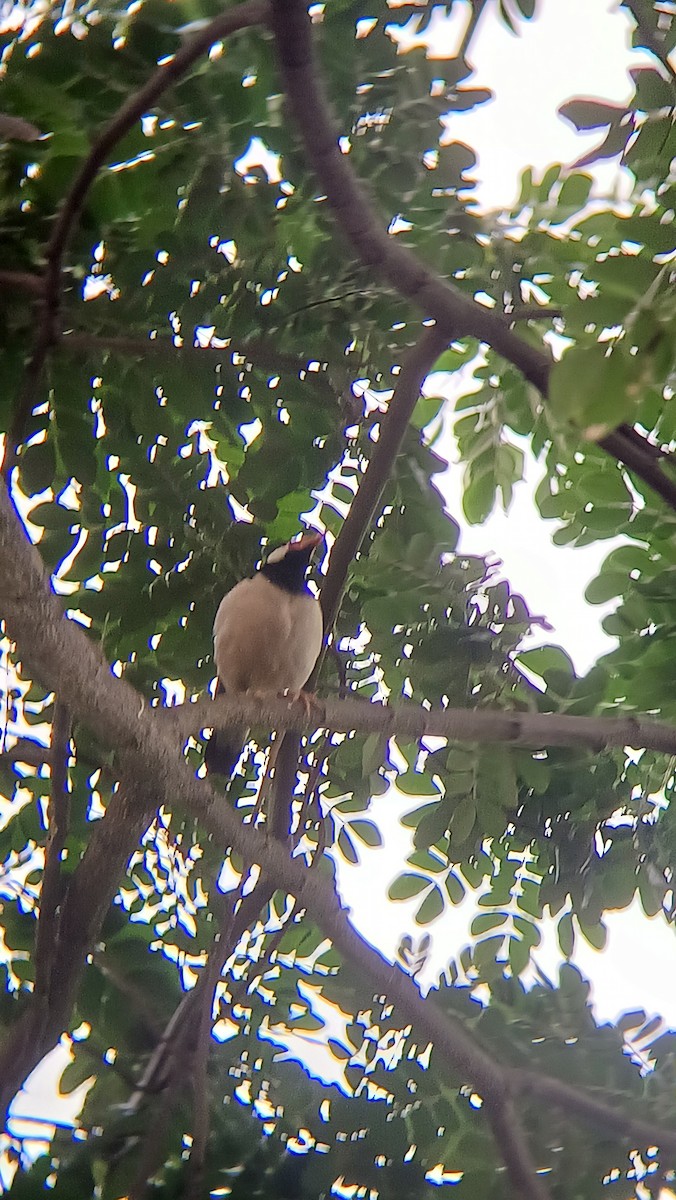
[318,324,451,639]
[269,0,551,395]
[484,1095,551,1200]
[168,691,676,757]
[269,0,676,514]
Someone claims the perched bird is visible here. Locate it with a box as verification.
[205,530,324,777]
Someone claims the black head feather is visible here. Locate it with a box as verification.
[260,531,322,595]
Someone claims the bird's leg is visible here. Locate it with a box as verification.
[282,689,325,724]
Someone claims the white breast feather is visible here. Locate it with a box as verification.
[213,575,323,695]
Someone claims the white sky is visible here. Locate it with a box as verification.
[3,0,673,1179]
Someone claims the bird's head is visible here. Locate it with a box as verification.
[261,530,323,594]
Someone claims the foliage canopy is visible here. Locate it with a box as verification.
[0,0,675,1197]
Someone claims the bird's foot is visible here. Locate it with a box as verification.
[282,689,324,722]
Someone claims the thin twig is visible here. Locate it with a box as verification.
[513,1066,676,1155]
[318,325,451,640]
[457,0,490,62]
[504,305,563,322]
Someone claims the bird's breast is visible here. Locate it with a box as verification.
[213,576,323,695]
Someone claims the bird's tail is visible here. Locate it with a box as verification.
[204,728,246,777]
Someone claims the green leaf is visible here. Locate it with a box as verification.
[557,913,574,959]
[549,343,639,435]
[337,826,359,865]
[578,917,607,951]
[388,872,428,901]
[445,871,465,905]
[60,1054,95,1095]
[415,885,444,926]
[349,819,383,847]
[631,67,675,112]
[450,797,476,846]
[19,439,57,494]
[556,172,593,211]
[471,911,507,936]
[559,98,625,130]
[584,571,627,605]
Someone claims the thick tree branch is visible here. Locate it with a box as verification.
[2,0,268,476]
[170,691,676,757]
[0,780,152,1116]
[270,1,551,395]
[3,480,676,1188]
[269,0,676,514]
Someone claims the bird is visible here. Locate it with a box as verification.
[204,530,324,777]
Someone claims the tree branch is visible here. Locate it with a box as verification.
[513,1066,676,1155]
[484,1095,551,1200]
[457,0,490,63]
[318,324,451,638]
[169,691,676,757]
[265,326,451,844]
[504,304,564,322]
[1,0,269,476]
[33,701,71,1002]
[3,477,676,1189]
[0,780,153,1116]
[1,738,51,768]
[269,0,676,514]
[0,270,44,297]
[599,426,676,511]
[269,1,551,395]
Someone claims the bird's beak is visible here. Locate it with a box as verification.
[293,530,323,553]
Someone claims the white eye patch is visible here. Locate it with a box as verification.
[266,543,289,565]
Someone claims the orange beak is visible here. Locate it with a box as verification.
[291,530,323,553]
